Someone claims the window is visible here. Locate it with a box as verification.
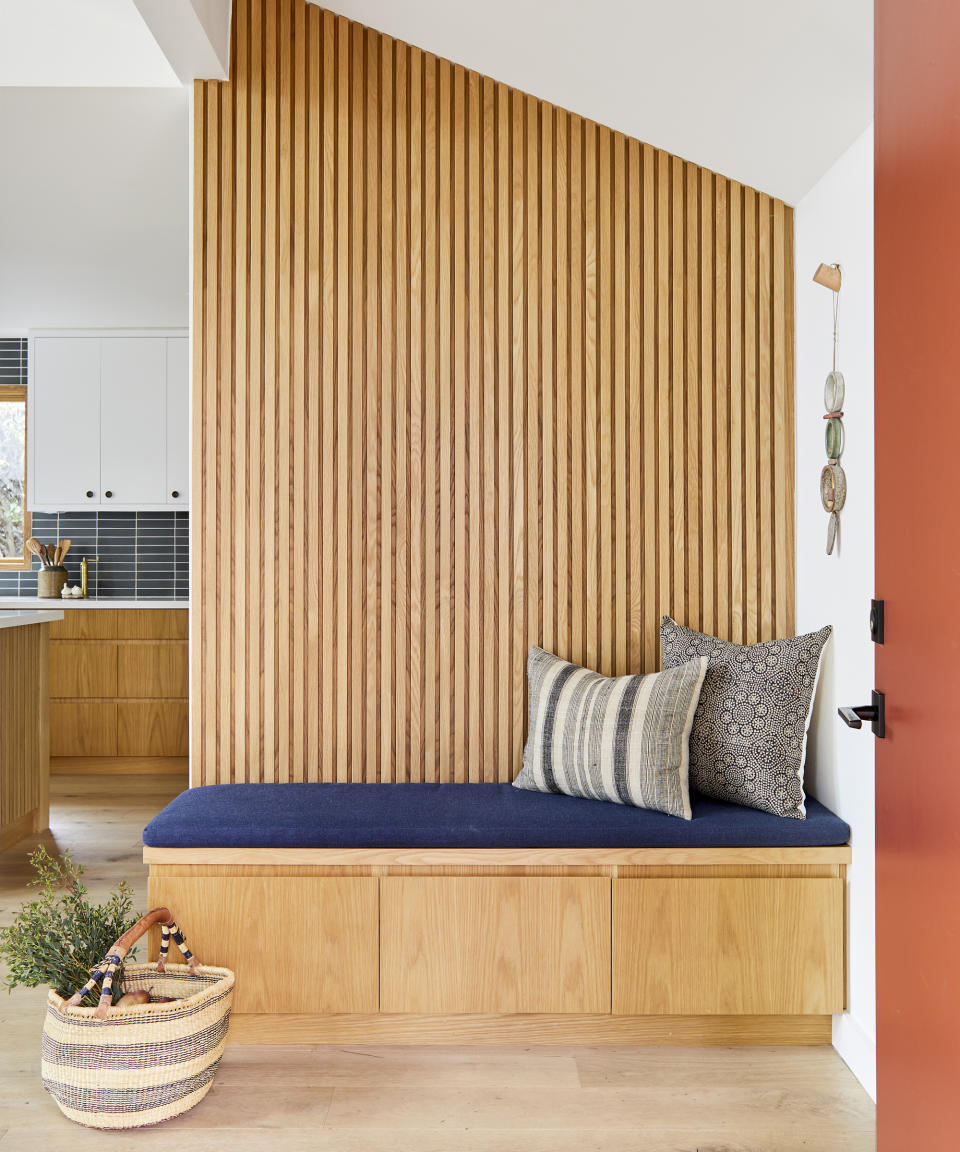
[0,338,29,570]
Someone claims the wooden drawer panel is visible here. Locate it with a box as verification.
[50,701,118,756]
[49,609,120,640]
[147,876,379,1013]
[381,877,611,1013]
[118,701,188,756]
[50,642,117,698]
[613,878,844,1015]
[116,610,189,640]
[48,608,187,640]
[117,643,188,698]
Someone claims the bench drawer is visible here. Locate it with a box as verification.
[613,877,844,1015]
[147,875,379,1013]
[381,877,611,1014]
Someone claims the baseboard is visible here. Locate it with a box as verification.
[226,1013,833,1046]
[833,1012,877,1101]
[51,756,188,776]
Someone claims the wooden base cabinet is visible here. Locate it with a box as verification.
[612,878,845,1015]
[50,609,188,761]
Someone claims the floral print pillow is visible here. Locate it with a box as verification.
[660,617,832,819]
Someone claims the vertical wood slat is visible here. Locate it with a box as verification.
[193,0,797,785]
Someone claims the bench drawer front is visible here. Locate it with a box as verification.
[147,875,379,1013]
[613,877,844,1015]
[381,877,611,1014]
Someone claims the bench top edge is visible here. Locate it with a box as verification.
[143,844,852,867]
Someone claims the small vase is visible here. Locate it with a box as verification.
[38,566,68,599]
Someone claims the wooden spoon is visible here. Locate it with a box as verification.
[26,538,45,565]
[59,539,71,564]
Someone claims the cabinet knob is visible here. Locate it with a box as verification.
[85,490,94,499]
[104,490,113,499]
[171,490,180,499]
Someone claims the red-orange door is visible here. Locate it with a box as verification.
[876,2,960,1147]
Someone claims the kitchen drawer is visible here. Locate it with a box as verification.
[50,610,120,641]
[50,702,118,757]
[118,702,189,756]
[50,642,117,698]
[117,643,188,698]
[116,610,188,640]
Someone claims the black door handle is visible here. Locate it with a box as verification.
[838,690,885,738]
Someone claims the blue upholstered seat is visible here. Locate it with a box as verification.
[143,782,850,849]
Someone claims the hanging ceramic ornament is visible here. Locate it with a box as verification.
[816,265,845,555]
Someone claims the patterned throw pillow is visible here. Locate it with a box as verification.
[659,617,832,819]
[513,646,709,820]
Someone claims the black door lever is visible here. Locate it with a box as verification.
[838,690,885,738]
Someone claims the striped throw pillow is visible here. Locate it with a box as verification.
[513,647,709,820]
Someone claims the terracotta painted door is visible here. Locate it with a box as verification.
[875,2,960,1147]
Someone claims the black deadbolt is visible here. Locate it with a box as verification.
[870,599,884,644]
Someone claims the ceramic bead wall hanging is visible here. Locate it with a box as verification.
[814,263,844,555]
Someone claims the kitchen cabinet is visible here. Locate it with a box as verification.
[29,330,189,511]
[49,608,188,762]
[166,337,189,503]
[99,338,166,504]
[30,338,101,507]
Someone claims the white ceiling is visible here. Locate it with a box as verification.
[0,1,873,201]
[0,0,233,87]
[0,0,180,86]
[318,0,873,204]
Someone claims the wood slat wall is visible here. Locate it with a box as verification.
[193,0,795,785]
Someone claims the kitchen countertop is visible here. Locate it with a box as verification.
[0,608,65,631]
[0,598,189,611]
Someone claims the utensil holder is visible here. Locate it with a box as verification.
[38,566,68,599]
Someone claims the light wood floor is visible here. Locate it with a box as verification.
[0,770,877,1151]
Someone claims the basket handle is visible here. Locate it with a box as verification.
[66,907,199,1019]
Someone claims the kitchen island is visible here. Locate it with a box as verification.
[0,609,63,850]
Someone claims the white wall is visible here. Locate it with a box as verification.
[794,125,875,1099]
[0,87,189,333]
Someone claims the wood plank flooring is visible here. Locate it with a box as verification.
[0,771,876,1150]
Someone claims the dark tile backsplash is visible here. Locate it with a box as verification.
[0,337,27,383]
[0,511,189,600]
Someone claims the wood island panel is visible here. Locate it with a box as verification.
[0,621,51,849]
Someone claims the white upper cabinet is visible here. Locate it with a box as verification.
[29,330,189,511]
[99,338,166,505]
[31,338,101,506]
[165,338,189,503]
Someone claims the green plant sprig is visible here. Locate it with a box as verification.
[0,847,139,1007]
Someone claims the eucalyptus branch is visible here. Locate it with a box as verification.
[0,847,140,1006]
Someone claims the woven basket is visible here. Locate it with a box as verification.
[41,908,235,1130]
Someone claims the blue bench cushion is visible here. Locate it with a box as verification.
[143,783,850,849]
